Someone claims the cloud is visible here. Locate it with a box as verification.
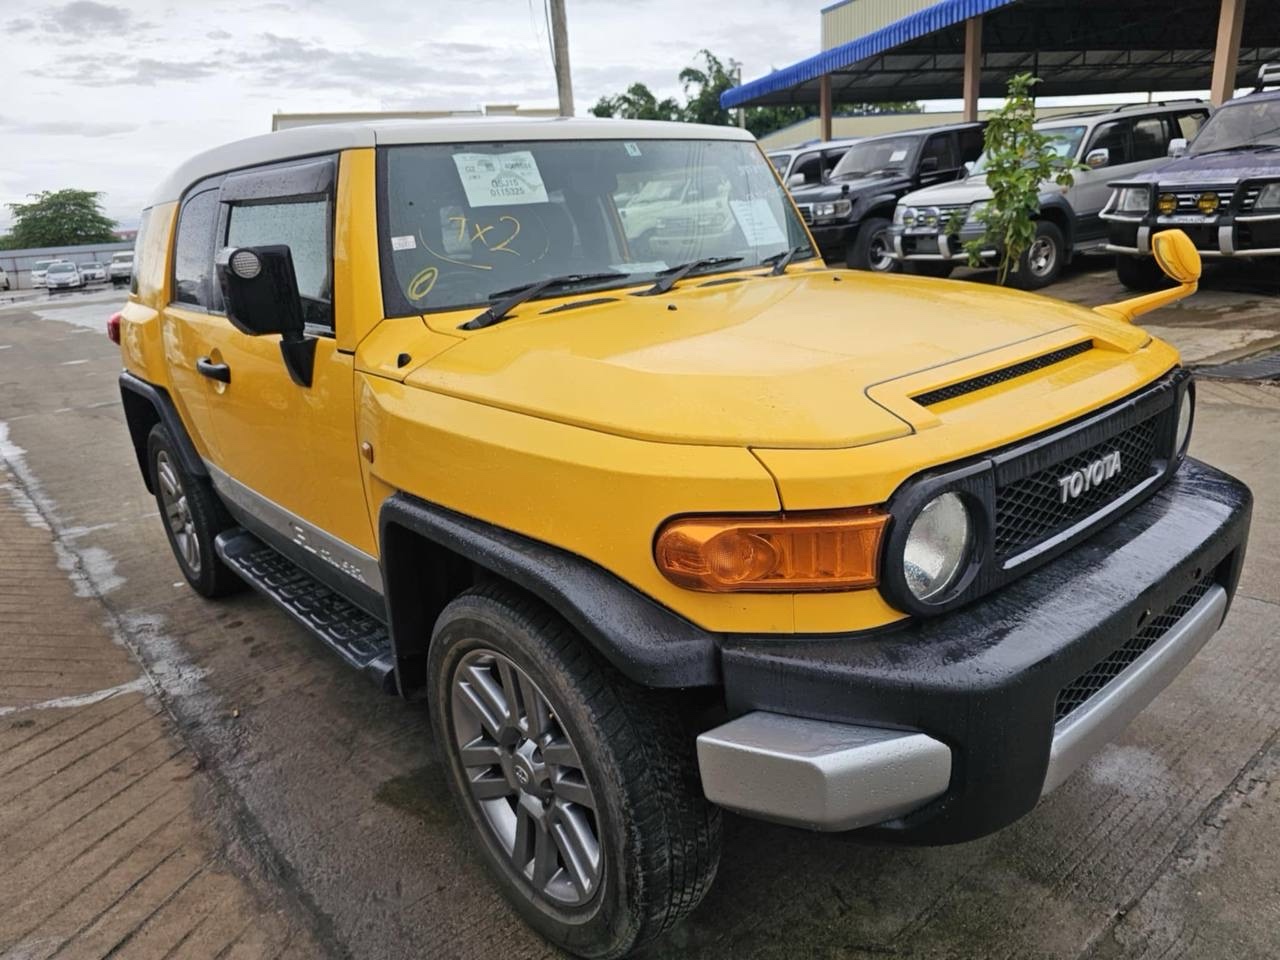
[0,117,139,137]
[206,29,232,40]
[40,1,138,37]
[34,55,219,87]
[10,18,36,32]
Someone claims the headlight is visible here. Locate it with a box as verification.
[966,201,988,223]
[1116,187,1150,213]
[812,199,853,221]
[902,492,973,601]
[1197,192,1220,215]
[902,207,918,227]
[1176,387,1195,457]
[1255,183,1280,210]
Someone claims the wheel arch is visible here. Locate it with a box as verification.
[378,492,721,699]
[119,373,207,495]
[1035,200,1075,256]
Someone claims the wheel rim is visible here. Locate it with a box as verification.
[1027,235,1057,278]
[450,649,602,907]
[868,229,896,272]
[156,451,201,575]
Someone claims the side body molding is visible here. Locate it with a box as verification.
[378,492,721,695]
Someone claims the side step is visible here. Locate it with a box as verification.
[214,529,396,693]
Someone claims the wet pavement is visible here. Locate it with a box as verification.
[0,271,1277,959]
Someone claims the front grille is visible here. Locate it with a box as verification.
[914,341,1092,407]
[1239,187,1261,213]
[994,413,1161,559]
[797,204,814,224]
[1158,187,1234,213]
[1054,574,1216,723]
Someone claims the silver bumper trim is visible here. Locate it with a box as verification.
[695,712,952,831]
[1041,584,1228,795]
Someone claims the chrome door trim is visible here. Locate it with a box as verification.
[206,462,382,594]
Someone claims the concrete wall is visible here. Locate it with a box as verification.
[821,0,937,50]
[1,241,134,290]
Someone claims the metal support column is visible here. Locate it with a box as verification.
[819,74,833,141]
[1210,0,1246,106]
[963,15,983,122]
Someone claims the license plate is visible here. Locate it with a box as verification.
[1166,214,1211,224]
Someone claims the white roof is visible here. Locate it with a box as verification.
[147,116,757,206]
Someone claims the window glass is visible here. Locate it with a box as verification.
[831,136,917,178]
[1089,121,1131,165]
[173,189,217,307]
[920,134,958,172]
[767,153,788,174]
[1131,117,1168,161]
[1176,112,1207,140]
[129,210,150,296]
[791,151,822,184]
[226,200,331,305]
[1190,99,1280,153]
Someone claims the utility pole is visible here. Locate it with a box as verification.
[736,64,745,128]
[549,0,574,117]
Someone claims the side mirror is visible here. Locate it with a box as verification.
[962,161,974,177]
[1168,138,1188,158]
[1085,148,1110,169]
[216,245,316,387]
[920,157,940,174]
[786,173,805,188]
[1093,229,1200,324]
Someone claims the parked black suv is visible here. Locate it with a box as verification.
[1103,65,1280,289]
[789,122,985,271]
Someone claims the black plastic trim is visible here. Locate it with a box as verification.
[118,372,208,493]
[912,341,1093,407]
[378,493,720,691]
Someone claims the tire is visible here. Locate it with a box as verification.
[1009,221,1064,290]
[428,584,721,959]
[146,425,243,598]
[904,261,955,279]
[1115,254,1169,292]
[847,217,900,273]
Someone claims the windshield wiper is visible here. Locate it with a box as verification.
[461,272,627,330]
[635,257,744,296]
[760,246,809,276]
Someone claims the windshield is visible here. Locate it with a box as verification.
[830,136,918,179]
[48,263,74,274]
[970,125,1086,175]
[380,138,811,314]
[35,260,54,270]
[1190,99,1280,154]
[112,253,132,263]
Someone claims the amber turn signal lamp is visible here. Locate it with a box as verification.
[654,509,888,593]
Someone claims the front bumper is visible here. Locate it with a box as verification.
[892,224,997,262]
[1104,212,1280,258]
[697,458,1250,844]
[806,220,857,258]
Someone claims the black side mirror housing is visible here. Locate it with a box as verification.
[920,157,940,174]
[216,245,316,387]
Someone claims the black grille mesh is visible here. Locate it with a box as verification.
[994,415,1161,558]
[914,342,1092,407]
[1054,574,1216,723]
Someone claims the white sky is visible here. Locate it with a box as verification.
[3,0,824,230]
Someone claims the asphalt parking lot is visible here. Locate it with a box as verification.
[1,268,1277,959]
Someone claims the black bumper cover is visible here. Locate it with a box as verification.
[718,459,1251,845]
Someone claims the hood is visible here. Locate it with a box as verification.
[790,174,904,202]
[399,270,1149,449]
[899,174,991,208]
[1120,149,1280,185]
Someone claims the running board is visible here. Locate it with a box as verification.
[214,529,396,693]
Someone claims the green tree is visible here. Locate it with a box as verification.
[678,49,736,127]
[960,74,1077,283]
[590,83,682,121]
[6,189,117,248]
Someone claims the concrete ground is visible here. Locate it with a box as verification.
[0,267,1277,960]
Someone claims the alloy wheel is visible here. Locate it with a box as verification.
[1027,235,1057,278]
[156,451,201,574]
[868,229,896,272]
[450,649,602,907]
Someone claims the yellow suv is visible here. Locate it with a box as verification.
[113,118,1251,959]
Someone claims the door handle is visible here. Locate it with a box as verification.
[196,357,231,384]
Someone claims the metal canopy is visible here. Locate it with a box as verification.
[722,0,1280,108]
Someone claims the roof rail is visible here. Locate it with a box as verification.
[1107,98,1204,112]
[1258,63,1280,91]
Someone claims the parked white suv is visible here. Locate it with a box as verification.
[30,259,57,287]
[108,251,134,285]
[891,101,1209,288]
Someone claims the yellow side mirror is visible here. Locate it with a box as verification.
[1094,229,1201,324]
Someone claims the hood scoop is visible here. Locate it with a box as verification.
[912,340,1094,408]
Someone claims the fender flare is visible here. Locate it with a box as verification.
[378,492,721,693]
[1035,196,1077,248]
[118,372,207,494]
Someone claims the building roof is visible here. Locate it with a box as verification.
[148,116,756,206]
[723,0,1280,108]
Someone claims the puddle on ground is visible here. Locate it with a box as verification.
[375,765,457,826]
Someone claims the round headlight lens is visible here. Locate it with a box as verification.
[903,492,973,601]
[1176,388,1194,455]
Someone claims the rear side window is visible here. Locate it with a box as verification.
[1131,117,1168,162]
[173,189,219,307]
[226,200,332,325]
[1176,112,1207,140]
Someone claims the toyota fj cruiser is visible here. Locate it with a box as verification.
[1103,64,1280,288]
[113,117,1250,959]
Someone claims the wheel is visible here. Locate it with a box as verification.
[428,585,721,959]
[904,261,955,279]
[1009,221,1064,290]
[1115,254,1169,291]
[146,425,243,598]
[847,217,900,273]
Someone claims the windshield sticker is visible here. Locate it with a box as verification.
[889,149,908,162]
[610,261,669,274]
[729,198,786,247]
[390,234,417,251]
[623,142,643,158]
[452,151,549,208]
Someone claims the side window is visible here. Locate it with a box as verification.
[1089,121,1132,165]
[225,199,332,325]
[172,189,218,308]
[129,208,151,296]
[821,150,845,179]
[1177,111,1208,140]
[792,152,822,185]
[920,134,958,172]
[1131,117,1168,161]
